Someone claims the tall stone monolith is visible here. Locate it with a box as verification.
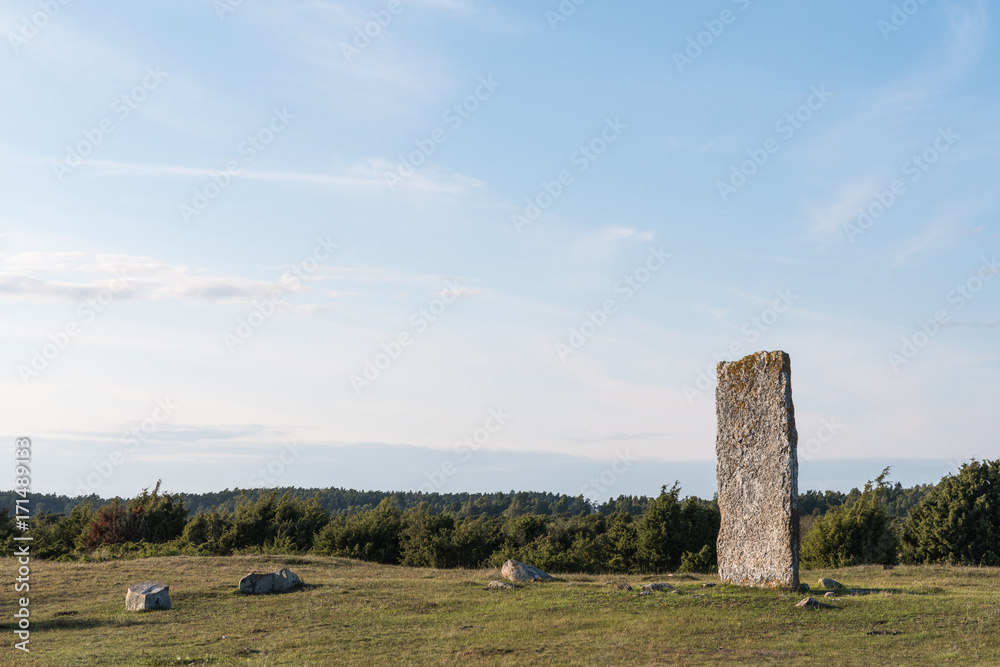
[715,350,799,589]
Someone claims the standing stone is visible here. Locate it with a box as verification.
[715,350,799,589]
[125,582,171,611]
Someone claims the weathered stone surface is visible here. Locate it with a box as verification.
[239,568,301,595]
[798,583,811,593]
[639,590,652,596]
[640,583,673,592]
[716,351,799,590]
[824,591,837,598]
[500,559,554,583]
[488,580,516,590]
[126,582,171,611]
[796,597,821,609]
[615,583,633,591]
[818,577,843,589]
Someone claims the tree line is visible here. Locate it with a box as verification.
[1,481,931,522]
[2,461,995,571]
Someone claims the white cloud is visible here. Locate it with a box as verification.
[0,252,285,304]
[0,250,477,308]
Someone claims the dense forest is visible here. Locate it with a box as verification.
[3,463,991,572]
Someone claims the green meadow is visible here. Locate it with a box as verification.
[4,555,999,666]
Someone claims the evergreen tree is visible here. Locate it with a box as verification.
[902,460,1000,566]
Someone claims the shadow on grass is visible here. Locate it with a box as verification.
[28,615,150,631]
[817,586,946,596]
[232,582,323,596]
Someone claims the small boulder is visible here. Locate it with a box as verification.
[240,568,301,595]
[615,583,633,591]
[796,597,822,609]
[488,580,516,590]
[126,582,171,611]
[500,559,554,583]
[824,591,837,598]
[798,583,811,593]
[701,583,716,589]
[639,590,652,597]
[818,577,843,589]
[640,583,673,592]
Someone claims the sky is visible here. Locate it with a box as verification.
[1,0,997,502]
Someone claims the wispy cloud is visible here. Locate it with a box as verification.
[800,1,990,244]
[0,252,291,304]
[10,156,488,196]
[0,251,477,308]
[244,0,480,114]
[891,202,988,266]
[807,178,883,239]
[566,225,657,264]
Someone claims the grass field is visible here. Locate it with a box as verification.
[3,555,999,666]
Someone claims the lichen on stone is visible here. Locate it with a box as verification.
[715,350,799,590]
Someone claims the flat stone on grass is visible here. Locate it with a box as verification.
[239,568,301,595]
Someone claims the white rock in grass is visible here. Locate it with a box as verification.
[500,559,553,583]
[126,582,171,611]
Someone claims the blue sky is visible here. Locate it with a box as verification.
[1,0,997,500]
